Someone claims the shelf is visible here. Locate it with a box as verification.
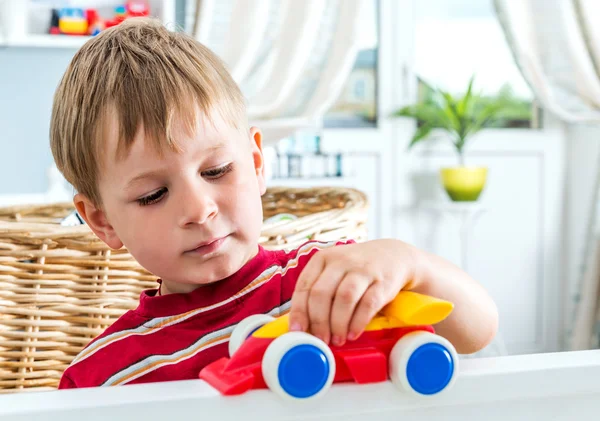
[0,34,93,49]
[0,1,176,49]
[267,176,358,188]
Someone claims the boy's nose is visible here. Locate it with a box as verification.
[178,191,218,227]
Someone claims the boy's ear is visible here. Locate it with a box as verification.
[249,126,266,195]
[74,193,124,250]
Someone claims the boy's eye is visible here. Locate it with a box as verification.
[202,162,233,179]
[137,187,167,206]
[134,163,232,206]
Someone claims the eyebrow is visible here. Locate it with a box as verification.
[124,170,164,191]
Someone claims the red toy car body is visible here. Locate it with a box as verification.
[199,291,458,400]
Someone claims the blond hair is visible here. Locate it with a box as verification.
[50,17,247,206]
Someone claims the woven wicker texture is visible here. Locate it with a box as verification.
[0,187,367,393]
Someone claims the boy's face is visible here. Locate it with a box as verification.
[75,108,266,293]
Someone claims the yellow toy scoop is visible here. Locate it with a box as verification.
[365,291,454,330]
[253,291,454,338]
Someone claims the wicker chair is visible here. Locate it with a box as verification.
[0,186,367,393]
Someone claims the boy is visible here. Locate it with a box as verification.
[50,18,498,389]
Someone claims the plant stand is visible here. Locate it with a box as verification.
[418,200,508,357]
[419,200,486,271]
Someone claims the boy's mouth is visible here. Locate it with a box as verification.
[185,235,228,255]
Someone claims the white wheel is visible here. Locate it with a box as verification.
[389,331,458,397]
[228,314,275,357]
[262,332,335,401]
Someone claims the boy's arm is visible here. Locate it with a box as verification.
[288,239,498,355]
[407,243,499,354]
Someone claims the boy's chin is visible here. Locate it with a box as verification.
[156,245,259,295]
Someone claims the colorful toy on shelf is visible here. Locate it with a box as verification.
[102,9,125,30]
[115,4,127,18]
[58,8,88,35]
[199,291,459,401]
[49,9,60,35]
[86,9,105,36]
[50,1,151,36]
[126,1,150,17]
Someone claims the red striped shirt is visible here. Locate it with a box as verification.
[59,240,352,389]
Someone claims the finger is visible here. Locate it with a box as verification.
[330,272,372,346]
[289,252,326,333]
[307,263,347,344]
[348,281,386,341]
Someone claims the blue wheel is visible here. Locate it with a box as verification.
[262,332,335,401]
[389,331,458,396]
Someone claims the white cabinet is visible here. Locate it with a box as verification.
[269,125,565,357]
[318,126,565,356]
[399,129,565,355]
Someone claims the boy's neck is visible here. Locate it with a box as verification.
[159,281,200,295]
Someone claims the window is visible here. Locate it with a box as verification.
[324,0,379,128]
[414,0,539,128]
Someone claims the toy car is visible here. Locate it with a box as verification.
[199,291,458,401]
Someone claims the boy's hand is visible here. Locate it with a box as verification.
[288,240,417,346]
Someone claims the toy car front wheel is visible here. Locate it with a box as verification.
[262,332,336,401]
[229,314,275,357]
[389,331,458,396]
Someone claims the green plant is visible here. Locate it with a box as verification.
[391,76,531,166]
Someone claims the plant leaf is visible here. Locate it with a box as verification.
[391,104,446,128]
[438,89,462,134]
[457,75,475,117]
[464,102,503,137]
[407,123,435,149]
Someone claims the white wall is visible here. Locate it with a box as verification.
[0,47,76,194]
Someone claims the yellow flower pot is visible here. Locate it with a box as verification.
[440,167,488,202]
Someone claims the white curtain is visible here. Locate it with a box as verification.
[187,0,364,147]
[494,0,600,350]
